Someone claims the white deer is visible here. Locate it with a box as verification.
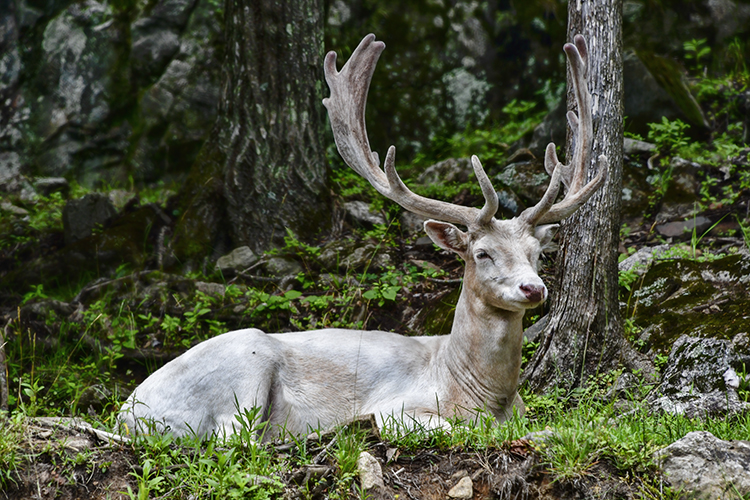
[119,34,607,441]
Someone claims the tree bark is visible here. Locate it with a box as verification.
[171,0,331,265]
[521,0,638,393]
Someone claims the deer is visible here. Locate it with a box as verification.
[119,33,607,441]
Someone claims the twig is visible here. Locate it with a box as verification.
[424,276,463,284]
[312,435,337,465]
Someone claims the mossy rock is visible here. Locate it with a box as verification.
[0,204,170,296]
[626,254,750,352]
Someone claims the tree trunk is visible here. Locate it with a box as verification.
[171,0,330,266]
[521,0,638,393]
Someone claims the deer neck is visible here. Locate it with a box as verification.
[437,280,525,413]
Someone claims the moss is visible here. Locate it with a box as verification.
[170,136,230,269]
[637,50,708,129]
[628,255,750,352]
[0,205,168,297]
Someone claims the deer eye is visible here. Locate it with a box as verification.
[476,250,491,261]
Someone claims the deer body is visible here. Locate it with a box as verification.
[120,34,607,440]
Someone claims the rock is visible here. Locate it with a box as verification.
[77,384,112,414]
[623,51,707,135]
[4,0,221,184]
[648,335,750,418]
[655,216,712,238]
[357,451,384,490]
[194,281,225,296]
[448,476,473,499]
[318,239,391,272]
[21,299,76,320]
[0,152,23,191]
[62,193,118,245]
[344,201,386,227]
[667,157,701,200]
[107,189,138,209]
[264,257,302,277]
[623,138,657,155]
[33,177,70,197]
[0,202,29,216]
[399,211,426,234]
[618,244,670,276]
[625,254,750,349]
[494,160,550,204]
[528,99,566,157]
[655,431,750,499]
[521,429,556,445]
[215,246,259,272]
[417,157,472,185]
[496,187,526,218]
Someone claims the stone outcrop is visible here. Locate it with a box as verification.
[655,431,750,499]
[648,335,750,418]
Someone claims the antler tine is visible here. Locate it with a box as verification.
[324,34,499,227]
[520,34,608,226]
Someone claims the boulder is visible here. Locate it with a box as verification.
[618,244,670,276]
[626,254,750,351]
[0,152,23,192]
[318,239,392,272]
[264,257,303,277]
[623,51,707,135]
[33,177,70,197]
[648,335,750,418]
[215,246,259,272]
[655,431,750,499]
[344,201,386,227]
[62,193,118,245]
[417,157,472,185]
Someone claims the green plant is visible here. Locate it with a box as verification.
[0,413,23,488]
[648,117,690,155]
[684,38,711,73]
[21,284,48,305]
[690,213,728,259]
[127,458,165,500]
[737,215,750,250]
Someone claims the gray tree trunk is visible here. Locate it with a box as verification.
[171,0,330,265]
[521,0,641,393]
[221,0,330,253]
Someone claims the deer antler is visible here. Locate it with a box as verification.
[323,34,498,228]
[520,35,609,226]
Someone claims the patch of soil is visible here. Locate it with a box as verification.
[2,418,652,500]
[3,419,136,500]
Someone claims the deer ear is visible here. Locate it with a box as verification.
[424,220,469,254]
[534,224,559,251]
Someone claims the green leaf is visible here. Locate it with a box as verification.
[284,290,303,300]
[382,285,400,301]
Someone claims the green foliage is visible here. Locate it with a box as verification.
[421,99,546,169]
[0,413,23,489]
[683,38,711,73]
[647,117,690,155]
[126,409,284,500]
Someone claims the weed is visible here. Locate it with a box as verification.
[684,38,711,74]
[0,413,23,488]
[648,117,690,155]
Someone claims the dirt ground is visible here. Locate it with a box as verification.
[1,416,654,500]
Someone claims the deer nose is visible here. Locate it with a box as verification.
[519,284,545,303]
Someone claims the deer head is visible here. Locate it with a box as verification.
[323,34,607,314]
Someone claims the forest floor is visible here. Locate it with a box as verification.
[2,219,748,499]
